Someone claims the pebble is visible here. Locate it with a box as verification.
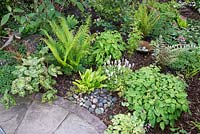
[92,98,98,103]
[98,103,103,107]
[112,97,117,103]
[95,108,104,115]
[103,100,107,104]
[89,107,94,112]
[91,104,96,109]
[69,88,117,115]
[85,100,92,107]
[73,94,78,99]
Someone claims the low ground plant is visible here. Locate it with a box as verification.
[124,66,189,130]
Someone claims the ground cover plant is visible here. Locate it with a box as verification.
[0,0,200,133]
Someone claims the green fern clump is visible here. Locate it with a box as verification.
[134,3,160,37]
[42,17,92,72]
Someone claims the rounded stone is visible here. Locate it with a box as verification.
[85,100,92,107]
[92,98,98,103]
[95,108,104,115]
[73,94,79,99]
[107,102,111,107]
[89,107,94,113]
[103,99,107,104]
[98,103,103,107]
[91,104,96,109]
[112,97,117,103]
[104,104,108,109]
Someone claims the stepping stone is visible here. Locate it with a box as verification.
[54,114,99,134]
[15,101,69,134]
[0,95,106,134]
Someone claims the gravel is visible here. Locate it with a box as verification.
[67,88,117,115]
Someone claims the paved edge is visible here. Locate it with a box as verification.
[36,94,107,134]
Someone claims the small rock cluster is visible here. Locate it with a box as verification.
[68,88,117,115]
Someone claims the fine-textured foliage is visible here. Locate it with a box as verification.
[105,113,145,134]
[42,17,92,72]
[124,66,189,130]
[91,31,126,65]
[134,3,160,37]
[169,48,200,77]
[73,68,107,94]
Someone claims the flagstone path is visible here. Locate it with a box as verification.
[0,94,106,134]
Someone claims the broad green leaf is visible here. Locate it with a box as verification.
[1,13,11,26]
[13,8,24,13]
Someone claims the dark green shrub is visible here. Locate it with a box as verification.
[124,66,189,130]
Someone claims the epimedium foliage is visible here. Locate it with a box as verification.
[91,30,126,65]
[105,113,145,134]
[124,66,189,130]
[42,17,92,73]
[73,68,107,94]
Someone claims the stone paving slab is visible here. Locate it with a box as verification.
[0,95,106,134]
[54,114,99,134]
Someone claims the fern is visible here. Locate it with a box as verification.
[134,3,160,37]
[42,17,91,71]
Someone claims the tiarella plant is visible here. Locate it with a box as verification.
[103,57,133,96]
[73,68,107,94]
[105,113,145,134]
[124,66,189,130]
[91,30,126,65]
[42,17,92,72]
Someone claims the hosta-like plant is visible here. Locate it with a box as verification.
[124,66,189,130]
[73,68,107,94]
[42,17,91,71]
[11,55,62,103]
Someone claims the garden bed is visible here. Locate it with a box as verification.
[0,0,200,134]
